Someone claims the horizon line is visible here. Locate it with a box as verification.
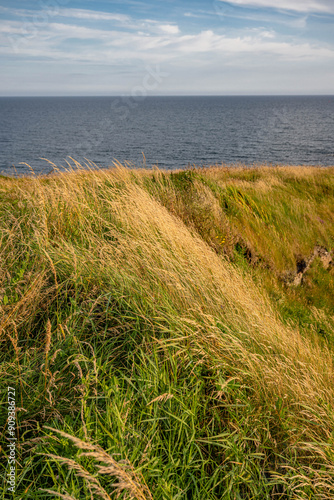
[1,94,334,98]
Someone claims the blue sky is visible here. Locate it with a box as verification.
[0,0,333,95]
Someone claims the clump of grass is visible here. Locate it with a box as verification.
[43,427,153,500]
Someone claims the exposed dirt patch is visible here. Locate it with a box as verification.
[291,246,333,286]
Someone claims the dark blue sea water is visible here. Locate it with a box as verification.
[0,96,333,175]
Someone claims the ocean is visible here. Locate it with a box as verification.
[0,95,333,175]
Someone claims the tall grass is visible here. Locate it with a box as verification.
[1,162,334,499]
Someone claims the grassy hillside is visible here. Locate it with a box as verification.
[1,162,334,499]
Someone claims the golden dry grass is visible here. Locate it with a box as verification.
[1,162,334,498]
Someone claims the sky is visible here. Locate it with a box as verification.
[0,0,334,95]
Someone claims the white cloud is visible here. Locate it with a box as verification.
[0,4,333,95]
[159,24,180,34]
[172,29,334,61]
[58,9,130,23]
[260,30,275,38]
[222,0,334,13]
[1,19,333,64]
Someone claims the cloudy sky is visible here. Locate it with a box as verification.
[0,0,333,95]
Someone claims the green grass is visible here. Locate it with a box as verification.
[1,163,334,499]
